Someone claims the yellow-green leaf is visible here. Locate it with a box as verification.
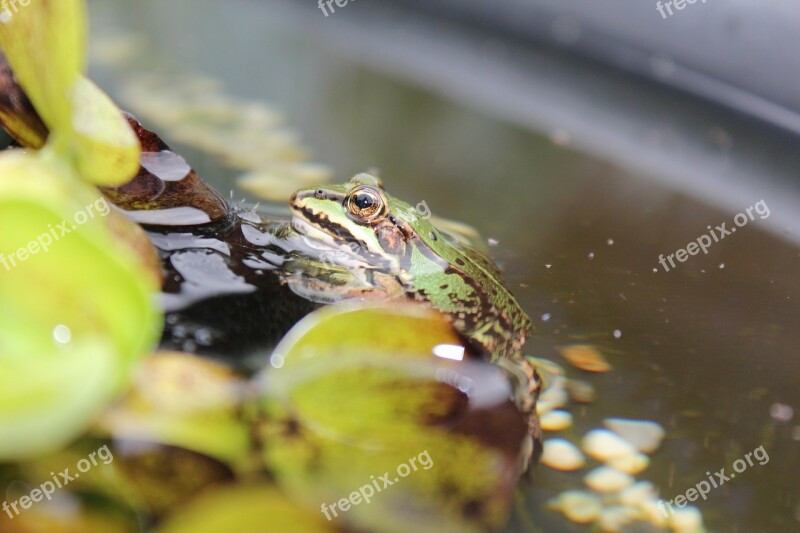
[69,76,140,186]
[0,0,86,137]
[259,303,528,532]
[0,153,162,458]
[157,485,337,533]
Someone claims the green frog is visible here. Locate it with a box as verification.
[282,173,541,436]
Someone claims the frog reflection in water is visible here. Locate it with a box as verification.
[279,173,541,441]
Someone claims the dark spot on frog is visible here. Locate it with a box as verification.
[440,283,449,290]
[429,231,437,241]
[455,258,466,266]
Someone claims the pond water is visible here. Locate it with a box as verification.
[87,0,800,530]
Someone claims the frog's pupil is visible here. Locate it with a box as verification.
[355,194,374,209]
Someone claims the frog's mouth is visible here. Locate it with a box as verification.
[289,210,373,266]
[290,213,338,246]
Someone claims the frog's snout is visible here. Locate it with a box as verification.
[289,189,313,211]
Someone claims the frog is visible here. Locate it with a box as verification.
[282,173,542,455]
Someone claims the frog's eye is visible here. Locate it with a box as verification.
[346,187,385,221]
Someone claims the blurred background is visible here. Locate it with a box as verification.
[74,0,800,530]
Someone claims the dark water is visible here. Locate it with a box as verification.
[88,0,800,530]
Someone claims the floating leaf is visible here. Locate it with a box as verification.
[259,303,529,532]
[157,485,336,533]
[98,352,251,470]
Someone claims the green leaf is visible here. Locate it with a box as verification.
[259,303,528,532]
[69,76,140,186]
[98,352,252,471]
[0,338,116,460]
[0,153,161,459]
[0,2,140,186]
[0,0,86,137]
[157,485,337,533]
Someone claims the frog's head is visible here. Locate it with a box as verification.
[290,173,532,357]
[289,173,443,273]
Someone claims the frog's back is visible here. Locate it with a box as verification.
[407,218,532,358]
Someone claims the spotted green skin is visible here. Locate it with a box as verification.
[288,174,532,359]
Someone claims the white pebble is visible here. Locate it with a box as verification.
[604,418,666,454]
[641,499,669,527]
[669,506,704,532]
[608,452,650,474]
[584,466,634,493]
[549,491,602,524]
[536,376,568,414]
[619,481,658,507]
[582,429,637,462]
[541,439,586,471]
[541,410,573,431]
[598,505,640,532]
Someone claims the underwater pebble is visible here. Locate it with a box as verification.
[604,418,666,454]
[536,376,569,415]
[584,466,635,493]
[619,481,658,507]
[640,500,669,527]
[608,452,650,474]
[541,439,585,471]
[566,379,596,403]
[597,505,641,532]
[549,491,602,524]
[582,429,637,462]
[559,344,612,372]
[527,357,565,377]
[669,506,704,532]
[540,410,573,431]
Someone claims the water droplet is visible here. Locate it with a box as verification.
[588,252,595,259]
[607,239,615,245]
[270,353,285,369]
[719,263,726,269]
[0,10,11,24]
[545,264,552,269]
[542,313,552,322]
[613,329,622,339]
[140,150,192,181]
[53,324,72,344]
[194,328,213,346]
[487,238,499,247]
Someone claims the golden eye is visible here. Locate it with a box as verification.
[346,187,385,220]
